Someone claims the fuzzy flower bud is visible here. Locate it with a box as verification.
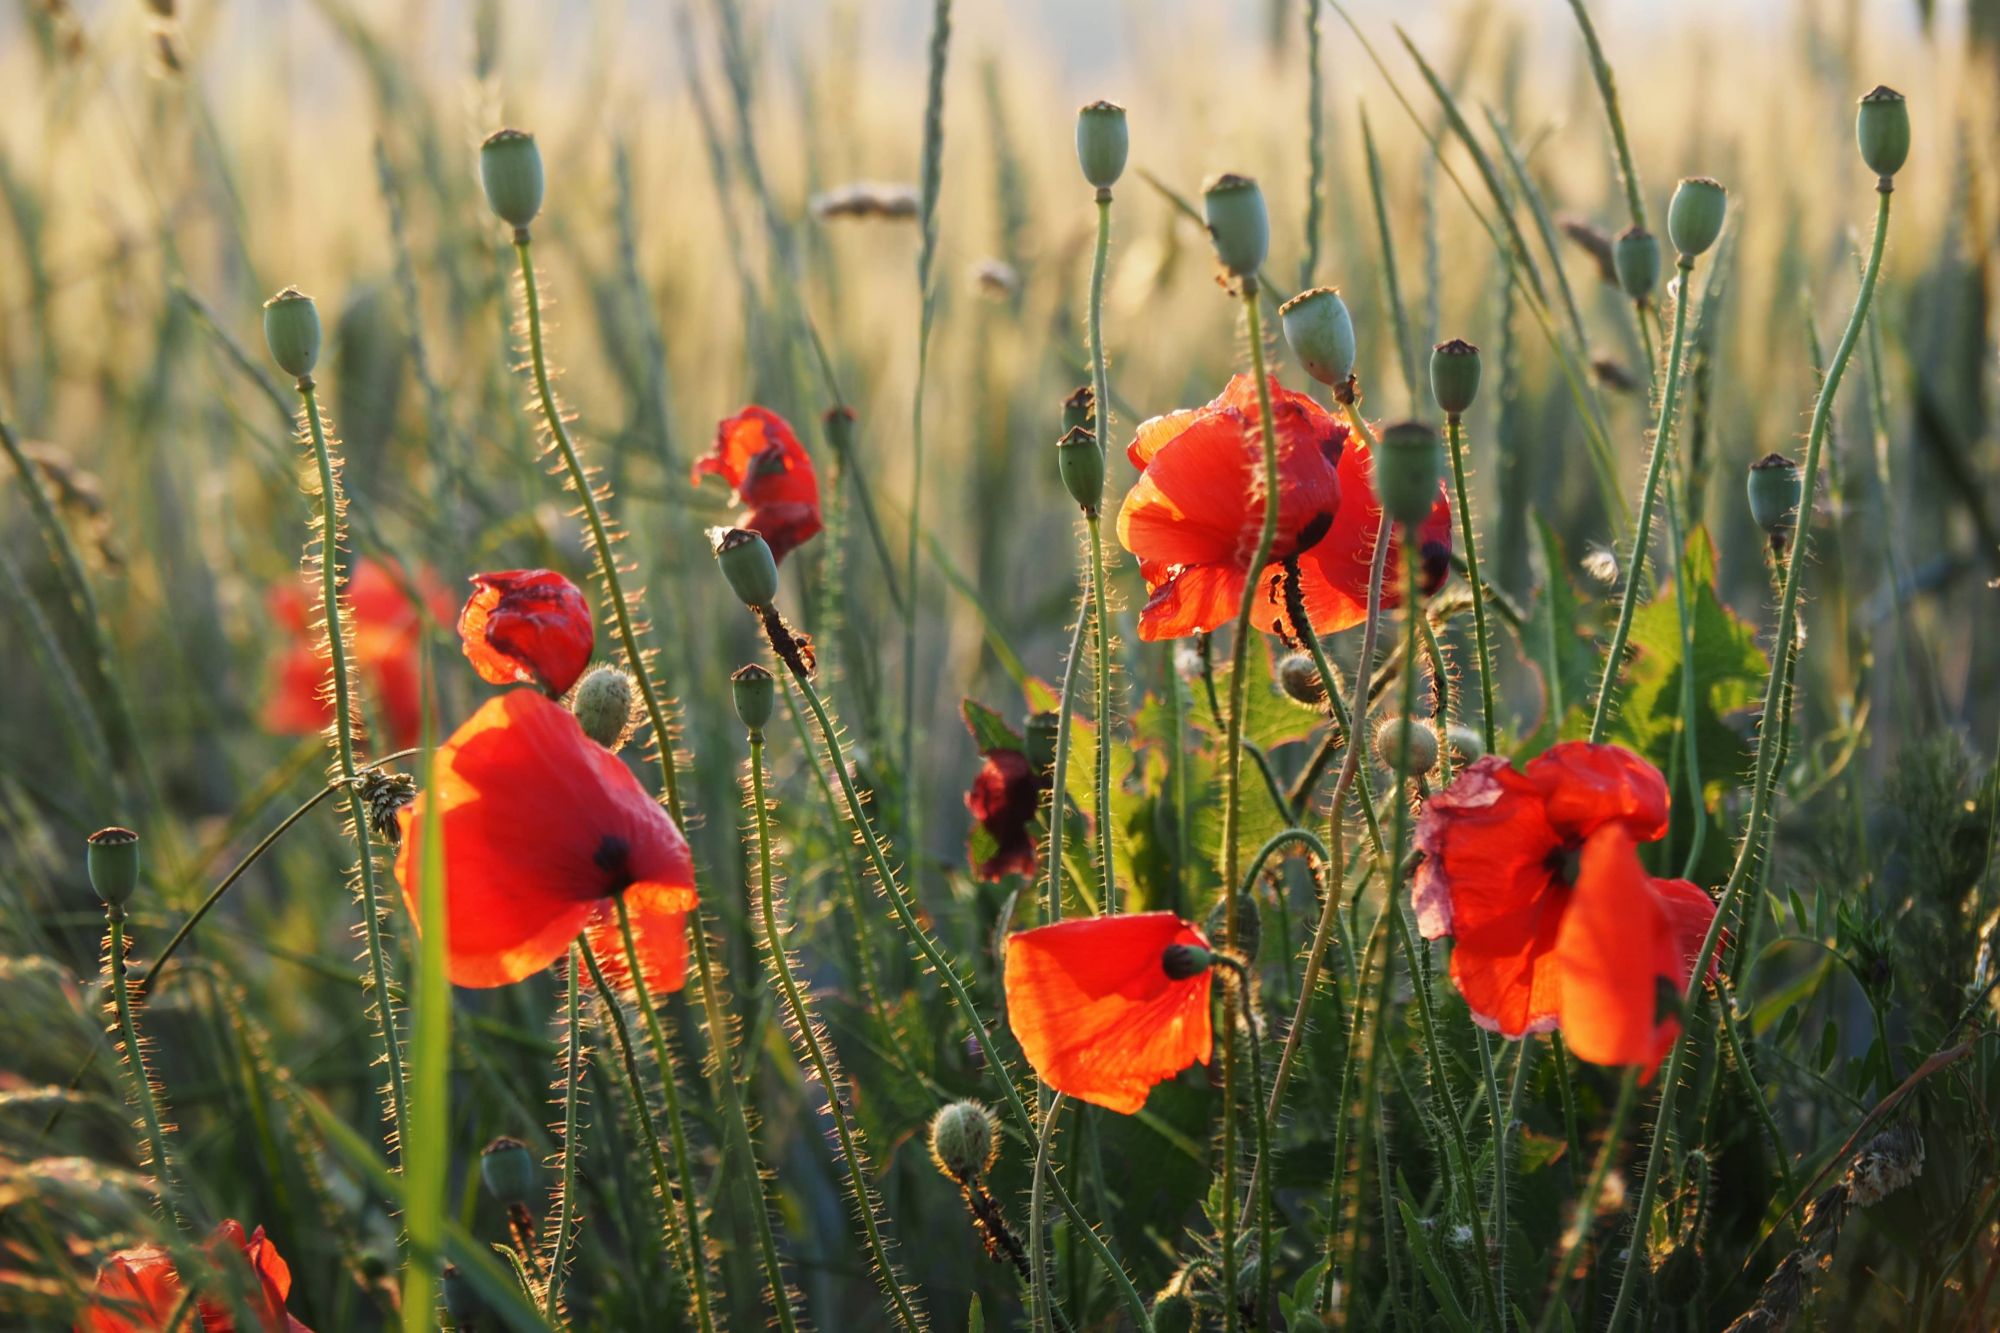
[1667,177,1727,259]
[1445,723,1486,766]
[86,827,140,909]
[1277,651,1325,706]
[570,665,638,751]
[1151,1292,1197,1333]
[1430,338,1482,417]
[479,1136,536,1208]
[1202,173,1268,279]
[479,128,545,228]
[1746,452,1804,545]
[261,288,320,379]
[1280,287,1357,387]
[1856,86,1910,180]
[1075,100,1129,190]
[1056,424,1105,513]
[1374,717,1440,775]
[929,1100,998,1182]
[731,663,776,733]
[1374,420,1446,529]
[1614,227,1662,301]
[710,526,780,609]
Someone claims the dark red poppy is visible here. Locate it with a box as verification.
[1411,741,1719,1071]
[1004,912,1214,1113]
[394,690,695,989]
[78,1219,311,1332]
[264,558,450,751]
[458,569,594,695]
[966,747,1048,882]
[1115,374,1452,641]
[691,407,823,562]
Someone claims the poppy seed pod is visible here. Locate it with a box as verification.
[570,665,637,751]
[1374,420,1447,529]
[1277,651,1325,706]
[1056,424,1104,513]
[710,526,780,608]
[1280,287,1357,387]
[86,827,140,909]
[1374,717,1441,775]
[1614,227,1662,301]
[928,1099,998,1182]
[1430,339,1482,417]
[261,288,320,379]
[1024,711,1060,774]
[1075,100,1129,190]
[1160,941,1214,980]
[1746,452,1804,540]
[1061,385,1095,436]
[479,128,544,228]
[1201,173,1268,279]
[1445,722,1486,765]
[478,1136,536,1208]
[1857,86,1910,179]
[1667,177,1727,259]
[730,663,776,733]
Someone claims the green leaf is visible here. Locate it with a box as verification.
[960,696,1024,755]
[404,654,452,1333]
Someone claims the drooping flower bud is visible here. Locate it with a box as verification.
[1061,385,1095,436]
[710,526,780,609]
[261,288,321,379]
[1746,452,1804,546]
[479,128,545,229]
[1373,717,1440,775]
[479,1136,536,1208]
[1430,338,1482,417]
[1277,651,1325,706]
[1160,941,1214,980]
[731,663,776,733]
[1151,1292,1197,1333]
[1856,86,1910,180]
[1374,420,1446,529]
[1667,177,1727,259]
[1202,173,1268,279]
[86,827,140,909]
[1075,100,1130,190]
[1056,424,1105,513]
[570,665,638,751]
[1280,287,1357,387]
[1614,227,1662,301]
[929,1100,998,1182]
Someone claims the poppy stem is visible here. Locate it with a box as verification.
[104,905,185,1232]
[297,376,409,1169]
[746,729,925,1333]
[1604,181,1896,1333]
[541,947,584,1322]
[1213,953,1271,1325]
[1534,1067,1638,1333]
[576,937,713,1333]
[1087,513,1116,912]
[1318,889,1387,1315]
[1028,1092,1064,1333]
[1046,563,1090,925]
[1443,411,1499,750]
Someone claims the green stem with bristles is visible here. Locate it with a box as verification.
[543,949,583,1322]
[1445,413,1498,748]
[106,906,183,1231]
[1086,513,1115,909]
[1534,1069,1639,1333]
[1045,580,1089,922]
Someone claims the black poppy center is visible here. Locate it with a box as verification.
[1546,840,1584,889]
[1294,510,1333,556]
[595,834,634,894]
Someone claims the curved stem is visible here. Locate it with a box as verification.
[1239,826,1332,1203]
[543,950,583,1322]
[107,908,183,1230]
[1445,413,1499,749]
[1087,514,1115,910]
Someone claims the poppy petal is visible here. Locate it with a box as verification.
[1525,741,1671,844]
[1551,826,1676,1069]
[458,569,596,695]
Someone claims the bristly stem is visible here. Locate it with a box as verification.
[1534,1069,1639,1333]
[298,377,408,1166]
[1604,181,1896,1333]
[1445,413,1499,748]
[748,729,926,1332]
[542,948,584,1322]
[1086,513,1115,909]
[105,906,183,1231]
[1045,581,1090,922]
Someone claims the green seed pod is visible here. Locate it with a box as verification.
[1445,723,1486,766]
[710,527,780,609]
[1204,893,1260,962]
[1075,100,1130,190]
[1150,1292,1197,1333]
[570,665,636,751]
[1667,177,1727,259]
[1024,711,1060,774]
[1061,385,1095,436]
[479,128,545,228]
[1746,452,1804,540]
[1277,651,1325,706]
[731,663,777,733]
[86,827,141,909]
[1430,338,1482,417]
[441,1263,486,1330]
[1280,287,1357,387]
[478,1136,536,1208]
[1373,419,1446,529]
[261,287,321,379]
[1056,424,1104,513]
[1161,942,1214,980]
[1201,173,1268,279]
[929,1100,998,1182]
[1614,227,1662,301]
[821,405,858,463]
[1374,717,1440,775]
[1857,86,1910,179]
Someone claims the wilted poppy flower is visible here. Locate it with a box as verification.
[1004,912,1215,1113]
[79,1219,311,1332]
[458,569,594,695]
[1412,742,1719,1071]
[1115,374,1452,642]
[264,558,449,752]
[691,407,822,562]
[965,747,1048,882]
[394,690,696,989]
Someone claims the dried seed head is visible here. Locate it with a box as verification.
[1667,177,1727,259]
[1430,338,1483,417]
[1856,86,1910,180]
[1061,385,1096,436]
[929,1100,998,1182]
[730,663,777,733]
[710,527,780,609]
[570,665,639,751]
[478,1136,536,1208]
[1075,100,1130,190]
[479,128,545,228]
[86,827,140,909]
[261,287,320,379]
[1374,420,1446,529]
[1056,424,1104,513]
[357,769,418,846]
[1201,173,1269,279]
[1280,287,1357,387]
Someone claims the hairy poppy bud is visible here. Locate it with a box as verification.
[1061,385,1095,436]
[1025,711,1059,774]
[479,1136,536,1208]
[1056,424,1104,513]
[1075,100,1129,190]
[479,128,544,228]
[1374,420,1446,529]
[1857,86,1910,179]
[86,827,140,909]
[1202,173,1268,279]
[261,288,320,379]
[710,527,780,608]
[1205,894,1260,962]
[1430,338,1482,417]
[1374,717,1440,775]
[731,663,776,733]
[929,1100,997,1182]
[1160,942,1214,980]
[570,665,637,751]
[1614,227,1662,301]
[1445,723,1486,765]
[1280,287,1357,387]
[1746,452,1804,544]
[1277,651,1325,706]
[1151,1292,1197,1333]
[1667,177,1727,259]
[441,1263,486,1330]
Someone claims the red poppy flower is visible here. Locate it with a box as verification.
[394,690,696,989]
[78,1219,311,1332]
[1115,374,1453,641]
[1411,741,1720,1071]
[458,569,594,695]
[690,406,823,562]
[1004,912,1214,1113]
[966,747,1049,882]
[263,558,450,751]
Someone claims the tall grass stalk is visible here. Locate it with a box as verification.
[402,700,450,1333]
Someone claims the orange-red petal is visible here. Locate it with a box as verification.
[458,569,595,695]
[1293,430,1454,636]
[79,1220,309,1333]
[584,893,691,995]
[1551,827,1688,1070]
[692,407,823,562]
[1525,741,1671,844]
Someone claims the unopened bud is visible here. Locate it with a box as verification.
[262,288,320,379]
[479,1136,536,1208]
[929,1100,998,1182]
[1374,420,1445,529]
[86,827,141,909]
[1202,173,1268,279]
[1280,287,1357,387]
[1277,651,1325,706]
[479,128,544,229]
[1746,452,1804,543]
[1075,100,1129,190]
[711,527,780,608]
[731,663,776,733]
[1056,425,1104,513]
[1614,227,1662,301]
[1445,723,1486,766]
[570,666,637,751]
[1430,339,1482,417]
[1374,717,1440,775]
[1151,1292,1197,1333]
[1667,177,1727,259]
[1161,942,1214,980]
[1857,86,1910,180]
